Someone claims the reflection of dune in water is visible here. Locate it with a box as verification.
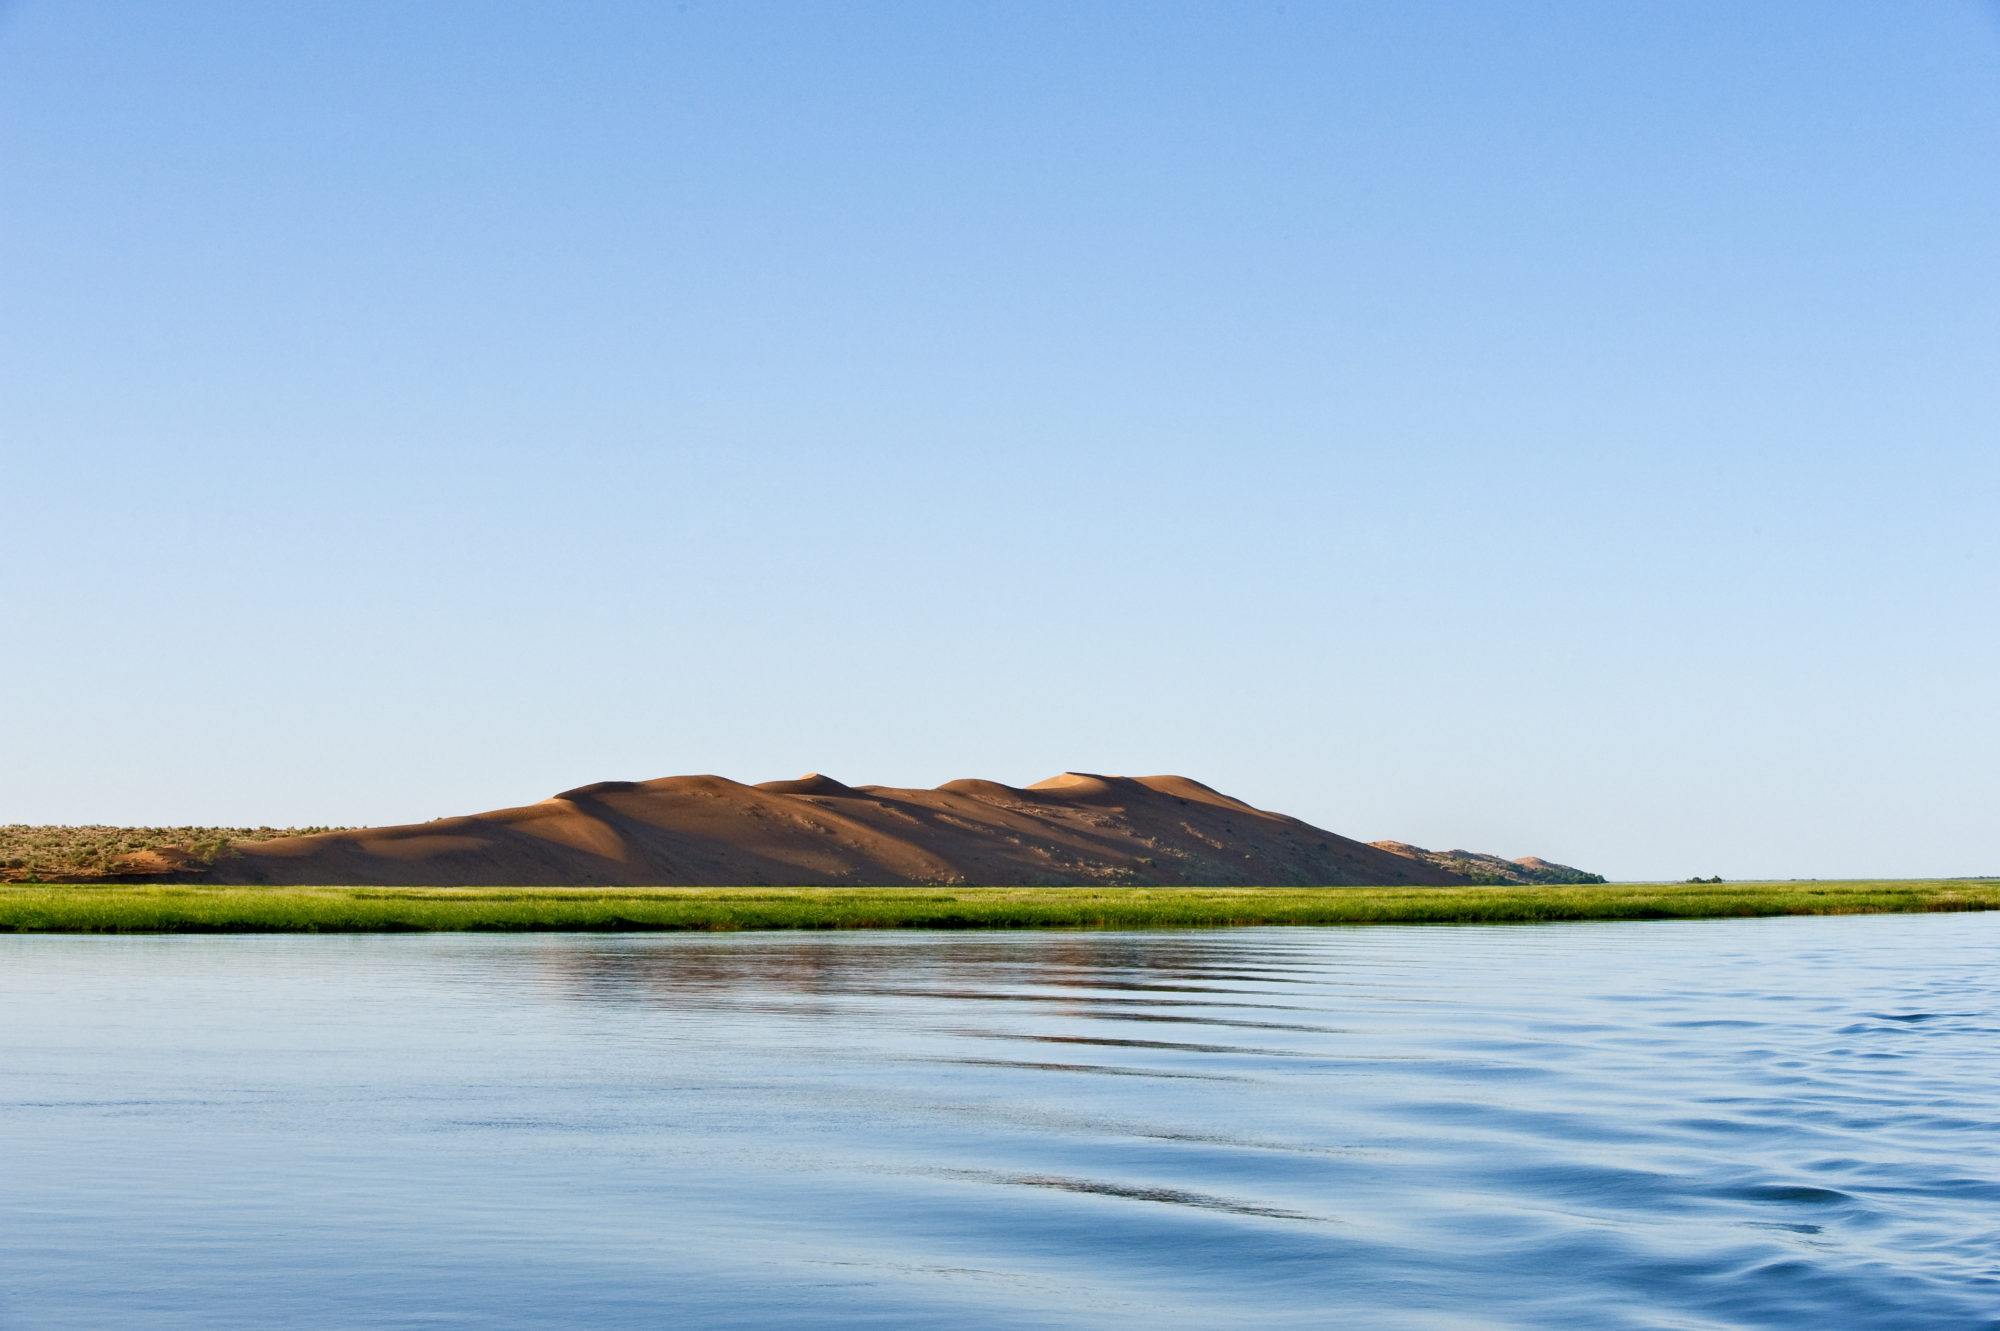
[527,932,1332,1029]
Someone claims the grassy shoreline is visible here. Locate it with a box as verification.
[0,880,1992,934]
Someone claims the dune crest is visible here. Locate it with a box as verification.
[202,773,1582,888]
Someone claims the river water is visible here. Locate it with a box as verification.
[4,915,1997,1329]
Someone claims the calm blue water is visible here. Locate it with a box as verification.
[4,914,1998,1329]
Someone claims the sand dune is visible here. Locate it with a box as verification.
[208,772,1480,888]
[1369,841,1605,886]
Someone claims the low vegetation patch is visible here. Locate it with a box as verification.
[0,826,350,882]
[0,880,1991,933]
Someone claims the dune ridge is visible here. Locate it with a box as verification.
[202,772,1516,888]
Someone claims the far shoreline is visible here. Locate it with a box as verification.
[0,880,1992,934]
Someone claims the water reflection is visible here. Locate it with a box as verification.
[4,916,1999,1329]
[539,932,1318,1005]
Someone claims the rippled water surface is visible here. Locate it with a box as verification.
[5,915,1999,1328]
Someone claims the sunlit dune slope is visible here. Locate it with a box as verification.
[208,772,1471,888]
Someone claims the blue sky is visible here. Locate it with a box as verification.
[4,2,1995,879]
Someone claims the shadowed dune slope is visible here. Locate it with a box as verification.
[209,773,1473,888]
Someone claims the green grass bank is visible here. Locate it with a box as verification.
[0,880,1993,933]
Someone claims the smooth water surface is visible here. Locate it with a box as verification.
[4,915,1998,1329]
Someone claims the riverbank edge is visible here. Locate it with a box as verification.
[0,880,1991,933]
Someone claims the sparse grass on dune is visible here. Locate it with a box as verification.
[0,881,1992,933]
[0,825,352,880]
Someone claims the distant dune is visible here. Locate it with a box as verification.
[1367,842,1605,886]
[188,772,1591,889]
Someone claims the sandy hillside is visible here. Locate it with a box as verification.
[206,772,1475,888]
[1369,842,1605,885]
